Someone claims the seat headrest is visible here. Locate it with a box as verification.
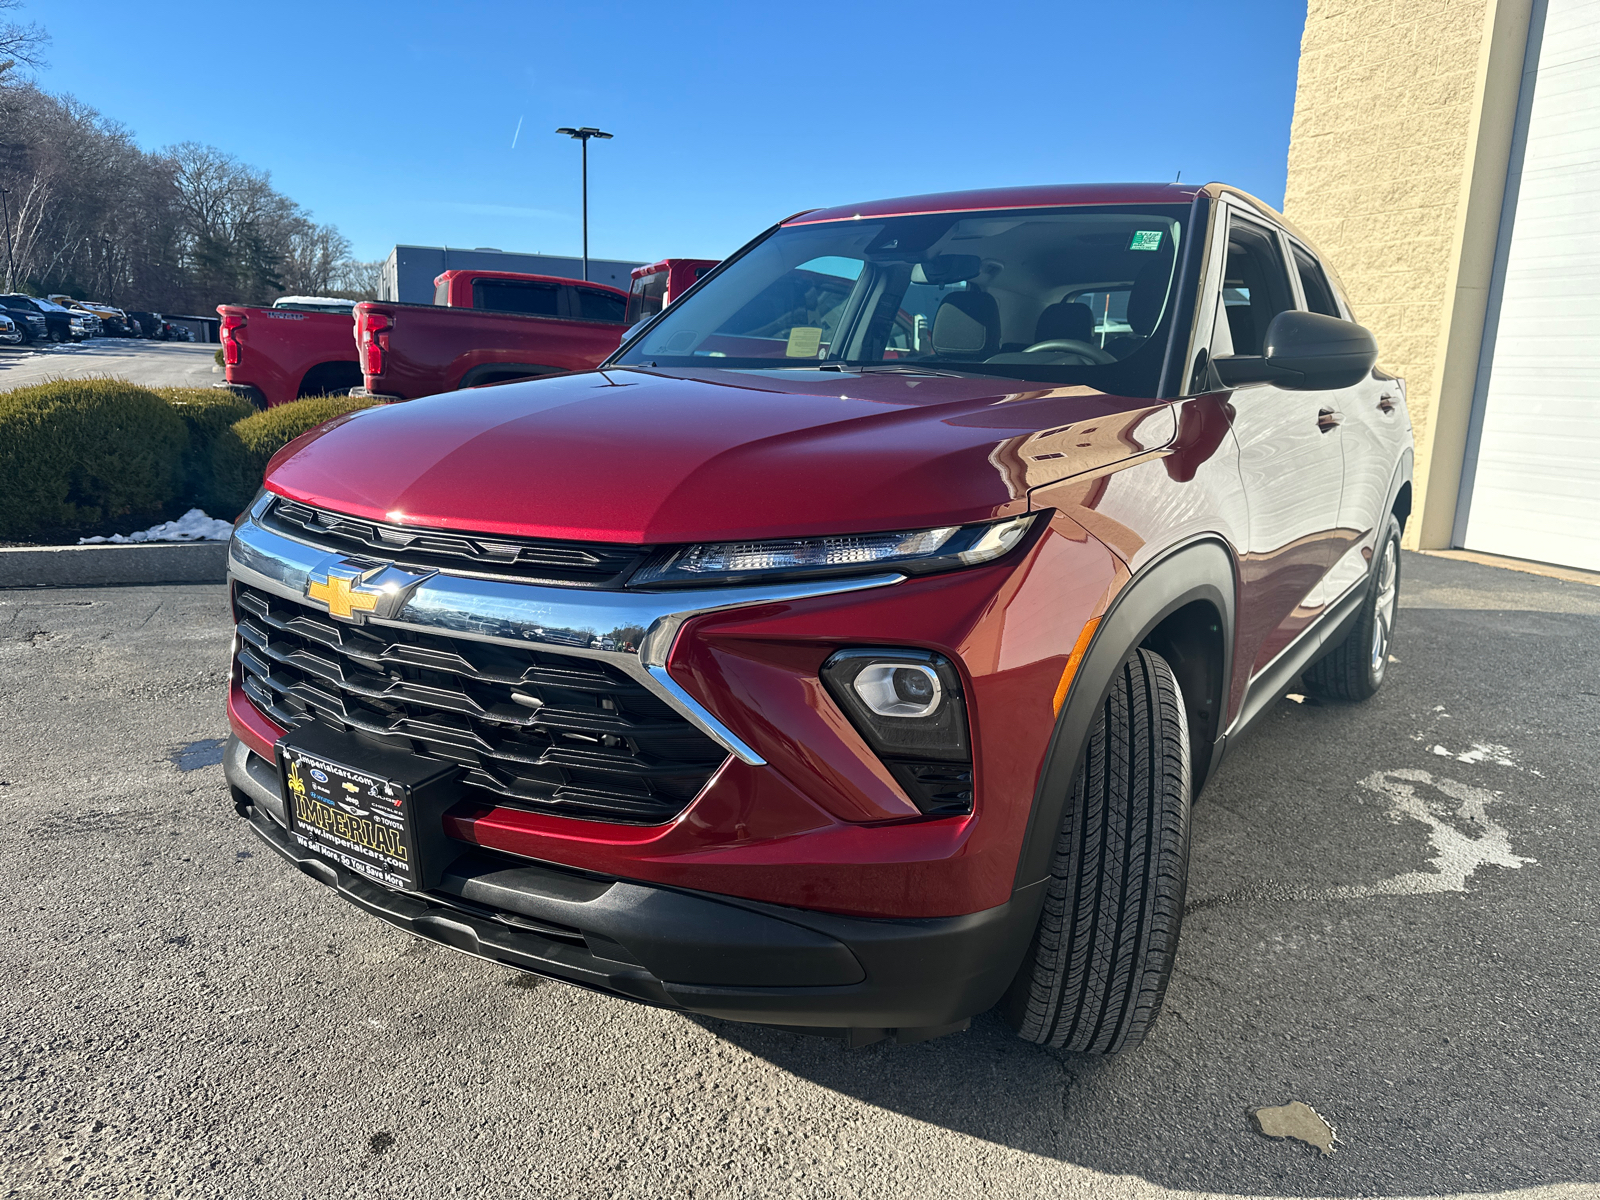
[1127,258,1173,336]
[1034,300,1094,345]
[932,290,1000,358]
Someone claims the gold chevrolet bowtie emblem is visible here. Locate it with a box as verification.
[306,572,381,620]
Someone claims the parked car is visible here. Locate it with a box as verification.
[351,269,634,400]
[0,295,49,343]
[126,310,170,340]
[1,295,88,342]
[222,182,1411,1054]
[50,296,132,337]
[0,313,20,345]
[269,295,359,315]
[216,296,362,409]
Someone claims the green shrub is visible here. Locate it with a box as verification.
[0,378,187,541]
[155,387,257,515]
[213,346,225,368]
[209,393,382,517]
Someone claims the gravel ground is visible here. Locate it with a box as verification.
[0,552,1595,1200]
[0,339,221,391]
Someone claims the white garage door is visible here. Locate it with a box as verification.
[1462,0,1600,571]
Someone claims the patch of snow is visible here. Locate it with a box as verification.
[78,508,233,544]
[1455,742,1518,767]
[1431,744,1453,757]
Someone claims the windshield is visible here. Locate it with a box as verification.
[614,204,1188,394]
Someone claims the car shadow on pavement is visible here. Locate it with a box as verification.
[701,559,1600,1197]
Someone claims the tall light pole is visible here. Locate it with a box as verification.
[555,126,612,281]
[0,187,14,293]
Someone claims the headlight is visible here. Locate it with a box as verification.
[628,513,1037,588]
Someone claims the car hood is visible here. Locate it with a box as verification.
[265,367,1176,544]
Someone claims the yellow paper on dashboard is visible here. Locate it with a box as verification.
[785,327,823,357]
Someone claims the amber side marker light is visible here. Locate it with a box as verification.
[1052,617,1101,716]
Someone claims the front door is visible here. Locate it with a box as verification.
[1215,212,1346,677]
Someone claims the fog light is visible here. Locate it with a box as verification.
[853,663,943,718]
[820,648,973,817]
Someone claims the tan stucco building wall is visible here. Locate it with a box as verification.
[1283,0,1534,548]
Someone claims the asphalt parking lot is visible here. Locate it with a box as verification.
[1,552,1595,1199]
[0,338,221,391]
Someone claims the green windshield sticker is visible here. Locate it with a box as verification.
[1129,230,1164,251]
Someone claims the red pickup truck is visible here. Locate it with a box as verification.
[217,298,363,409]
[354,270,631,401]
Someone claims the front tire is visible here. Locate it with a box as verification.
[1002,647,1191,1054]
[1304,512,1402,702]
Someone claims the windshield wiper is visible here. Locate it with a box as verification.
[817,363,973,378]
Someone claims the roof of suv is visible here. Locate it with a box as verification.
[787,182,1206,226]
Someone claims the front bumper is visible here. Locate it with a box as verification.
[226,734,1039,1039]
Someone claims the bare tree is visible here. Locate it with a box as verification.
[0,0,48,81]
[0,71,366,311]
[329,258,382,300]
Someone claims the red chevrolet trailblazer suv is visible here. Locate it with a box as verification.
[224,182,1411,1054]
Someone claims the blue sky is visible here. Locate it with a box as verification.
[35,1,1306,266]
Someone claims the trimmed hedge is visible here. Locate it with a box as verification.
[209,393,382,517]
[0,379,188,541]
[156,387,257,515]
[0,380,385,540]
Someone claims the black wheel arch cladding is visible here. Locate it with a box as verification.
[1013,536,1235,892]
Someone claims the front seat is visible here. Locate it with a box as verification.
[1033,299,1095,345]
[932,290,1001,359]
[1126,258,1172,338]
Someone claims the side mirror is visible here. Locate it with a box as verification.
[1213,310,1378,390]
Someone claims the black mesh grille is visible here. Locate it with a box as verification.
[233,583,727,825]
[263,498,653,588]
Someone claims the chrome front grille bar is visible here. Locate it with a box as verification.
[228,498,904,766]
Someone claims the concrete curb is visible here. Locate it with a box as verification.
[0,542,228,588]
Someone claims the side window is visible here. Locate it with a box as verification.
[574,287,627,323]
[1214,217,1295,357]
[1290,243,1341,318]
[472,279,560,316]
[627,272,667,324]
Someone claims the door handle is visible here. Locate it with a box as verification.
[1317,407,1341,432]
[1378,393,1397,413]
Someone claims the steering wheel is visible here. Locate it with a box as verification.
[1020,338,1117,365]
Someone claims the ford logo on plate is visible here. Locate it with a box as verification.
[311,769,329,783]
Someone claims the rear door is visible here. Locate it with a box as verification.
[563,284,627,325]
[1216,208,1347,676]
[1287,237,1394,602]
